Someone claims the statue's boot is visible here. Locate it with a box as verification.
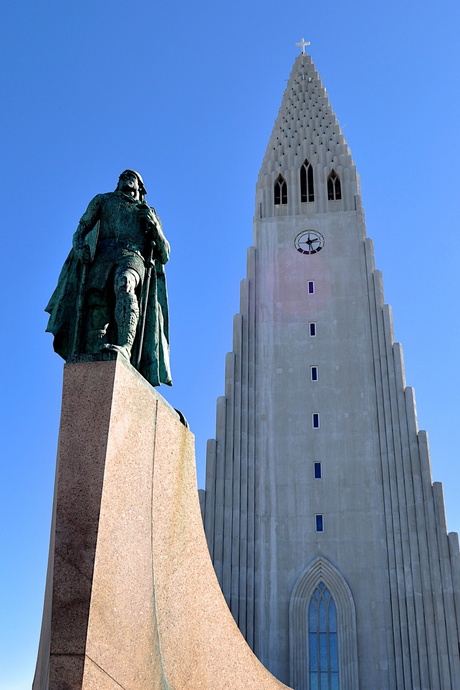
[103,343,132,361]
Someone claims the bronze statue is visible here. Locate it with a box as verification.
[45,170,172,387]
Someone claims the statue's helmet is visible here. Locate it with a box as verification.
[118,169,147,198]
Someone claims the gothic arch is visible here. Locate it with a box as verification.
[327,169,342,200]
[289,557,359,690]
[300,159,314,202]
[274,174,287,205]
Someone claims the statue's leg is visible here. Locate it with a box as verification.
[103,268,140,361]
[84,290,110,354]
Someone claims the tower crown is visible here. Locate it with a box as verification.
[256,52,361,219]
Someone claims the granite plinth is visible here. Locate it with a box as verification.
[33,357,290,689]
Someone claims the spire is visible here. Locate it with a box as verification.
[256,48,361,218]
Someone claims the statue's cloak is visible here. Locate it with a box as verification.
[45,242,172,388]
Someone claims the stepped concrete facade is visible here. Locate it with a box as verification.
[34,358,290,690]
[202,51,460,689]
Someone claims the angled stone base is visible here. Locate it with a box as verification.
[33,358,290,690]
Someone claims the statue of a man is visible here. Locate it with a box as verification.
[45,170,172,387]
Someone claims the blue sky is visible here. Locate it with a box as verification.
[1,1,460,687]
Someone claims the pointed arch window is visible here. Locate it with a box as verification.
[290,558,358,690]
[327,170,342,201]
[309,583,339,690]
[274,174,288,205]
[301,159,315,202]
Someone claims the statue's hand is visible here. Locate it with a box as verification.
[137,203,160,233]
[144,211,158,230]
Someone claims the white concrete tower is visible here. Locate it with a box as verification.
[203,47,460,690]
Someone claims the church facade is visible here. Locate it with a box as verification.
[202,49,460,689]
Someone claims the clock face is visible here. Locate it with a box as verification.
[294,230,325,255]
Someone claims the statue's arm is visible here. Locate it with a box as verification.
[72,195,103,261]
[151,220,170,265]
[143,206,170,265]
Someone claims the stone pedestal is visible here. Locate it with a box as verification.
[33,358,290,689]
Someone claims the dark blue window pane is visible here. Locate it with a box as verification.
[308,281,315,294]
[320,672,329,690]
[309,633,318,670]
[319,600,327,632]
[329,599,337,632]
[316,514,324,532]
[319,633,328,668]
[311,366,318,381]
[330,634,338,670]
[314,462,322,479]
[310,322,316,336]
[310,672,319,690]
[330,672,339,690]
[309,599,317,629]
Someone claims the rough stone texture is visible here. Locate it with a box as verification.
[34,357,290,690]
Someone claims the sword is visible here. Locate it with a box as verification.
[71,262,88,355]
[134,236,156,369]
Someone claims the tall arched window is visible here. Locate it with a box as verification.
[274,174,287,205]
[289,557,358,690]
[308,582,339,690]
[301,160,314,202]
[327,170,341,201]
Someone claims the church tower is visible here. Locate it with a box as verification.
[202,45,460,690]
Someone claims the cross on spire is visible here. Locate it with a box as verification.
[296,37,310,54]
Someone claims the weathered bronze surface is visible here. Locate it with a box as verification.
[45,170,172,387]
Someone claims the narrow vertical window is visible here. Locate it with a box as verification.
[309,583,339,688]
[312,413,320,428]
[327,170,342,200]
[308,281,315,294]
[314,462,322,479]
[309,322,316,337]
[311,366,318,381]
[274,174,287,205]
[315,515,324,532]
[300,159,315,202]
